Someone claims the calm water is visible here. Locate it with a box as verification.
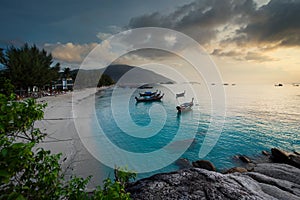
[94,84,300,178]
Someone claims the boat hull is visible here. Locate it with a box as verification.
[135,94,164,102]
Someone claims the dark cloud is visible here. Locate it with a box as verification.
[235,0,300,47]
[129,0,257,45]
[211,48,275,62]
[129,0,300,53]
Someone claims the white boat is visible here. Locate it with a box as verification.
[176,90,185,98]
[176,98,194,112]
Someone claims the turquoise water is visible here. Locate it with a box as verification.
[94,84,300,178]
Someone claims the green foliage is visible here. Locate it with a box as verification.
[114,166,136,187]
[91,167,136,200]
[98,74,115,87]
[0,89,136,199]
[63,176,91,199]
[0,44,60,91]
[0,94,45,142]
[0,78,14,97]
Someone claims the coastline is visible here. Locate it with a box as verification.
[34,86,300,195]
[35,89,110,189]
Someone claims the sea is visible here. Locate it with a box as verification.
[92,83,300,179]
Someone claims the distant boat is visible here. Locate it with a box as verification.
[139,90,158,97]
[223,83,229,86]
[135,93,164,102]
[176,98,194,113]
[275,83,283,87]
[176,90,185,98]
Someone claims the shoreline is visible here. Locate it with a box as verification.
[35,88,111,189]
[34,86,299,191]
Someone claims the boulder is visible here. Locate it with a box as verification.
[225,167,248,174]
[127,168,275,200]
[294,151,300,156]
[289,154,300,168]
[175,158,192,169]
[262,150,270,156]
[192,160,216,171]
[253,163,300,185]
[271,148,300,168]
[271,148,290,163]
[245,171,300,198]
[238,155,252,163]
[127,162,300,200]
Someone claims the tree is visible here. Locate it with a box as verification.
[98,74,115,87]
[0,44,60,93]
[0,48,4,64]
[63,67,71,79]
[0,78,14,97]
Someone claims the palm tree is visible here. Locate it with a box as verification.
[63,67,71,78]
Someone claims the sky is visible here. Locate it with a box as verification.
[1,0,300,84]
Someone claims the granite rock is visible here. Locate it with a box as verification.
[192,160,216,171]
[127,163,300,200]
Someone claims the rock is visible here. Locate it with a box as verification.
[238,155,252,163]
[294,151,300,156]
[127,162,300,200]
[127,168,275,200]
[192,160,216,171]
[262,150,270,156]
[253,163,300,185]
[258,182,300,200]
[290,154,300,168]
[225,167,247,174]
[246,163,256,171]
[271,148,300,168]
[175,158,192,169]
[271,148,291,163]
[245,171,300,198]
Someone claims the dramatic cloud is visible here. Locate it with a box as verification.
[129,0,257,45]
[235,0,300,48]
[128,0,300,61]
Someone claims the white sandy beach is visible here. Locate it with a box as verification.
[35,91,108,189]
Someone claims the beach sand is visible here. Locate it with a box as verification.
[35,91,108,190]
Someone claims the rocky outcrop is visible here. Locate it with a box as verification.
[175,158,192,169]
[225,167,247,174]
[127,163,300,200]
[192,160,216,171]
[237,155,252,163]
[271,148,300,168]
[262,150,270,156]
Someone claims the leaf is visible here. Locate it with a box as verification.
[1,149,8,157]
[0,169,9,177]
